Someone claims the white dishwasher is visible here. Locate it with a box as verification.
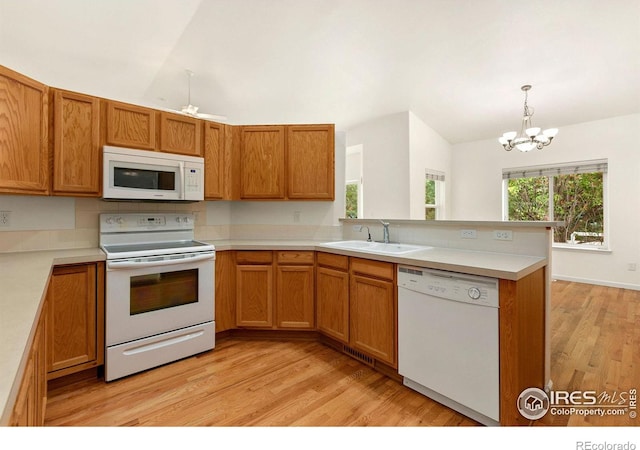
[397,266,500,426]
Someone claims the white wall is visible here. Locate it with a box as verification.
[346,112,410,219]
[408,112,452,219]
[451,114,640,289]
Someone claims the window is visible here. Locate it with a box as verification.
[345,144,363,218]
[503,160,607,248]
[425,170,445,220]
[345,183,359,218]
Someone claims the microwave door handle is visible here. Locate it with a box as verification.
[107,253,214,270]
[179,161,185,200]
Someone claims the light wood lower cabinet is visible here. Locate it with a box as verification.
[234,251,315,330]
[214,251,236,333]
[275,251,314,329]
[47,262,104,379]
[316,254,350,343]
[236,251,274,328]
[9,299,48,426]
[316,253,397,367]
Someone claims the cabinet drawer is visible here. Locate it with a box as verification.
[350,257,394,281]
[316,252,349,271]
[235,251,273,264]
[276,251,314,265]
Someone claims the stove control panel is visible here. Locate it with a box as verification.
[100,213,195,233]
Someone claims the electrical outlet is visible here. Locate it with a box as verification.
[460,229,477,239]
[628,263,637,272]
[0,211,10,227]
[493,230,513,241]
[293,211,301,223]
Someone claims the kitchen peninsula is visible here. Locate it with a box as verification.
[2,219,555,426]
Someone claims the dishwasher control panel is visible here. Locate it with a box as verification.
[398,266,499,308]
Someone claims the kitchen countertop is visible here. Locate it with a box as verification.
[0,239,546,425]
[206,239,547,281]
[0,248,106,425]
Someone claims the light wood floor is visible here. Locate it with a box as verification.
[44,280,639,427]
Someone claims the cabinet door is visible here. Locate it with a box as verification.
[350,274,396,366]
[204,121,226,199]
[10,299,47,426]
[47,264,102,378]
[215,251,236,333]
[104,100,156,150]
[236,264,274,327]
[316,266,349,343]
[52,90,101,195]
[240,126,285,199]
[276,265,314,329]
[159,112,202,156]
[0,65,49,195]
[287,125,335,200]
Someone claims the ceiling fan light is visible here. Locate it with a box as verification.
[498,137,509,145]
[503,131,517,140]
[543,128,559,138]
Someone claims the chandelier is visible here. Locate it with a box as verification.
[499,85,558,152]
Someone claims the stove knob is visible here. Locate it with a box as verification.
[182,216,190,223]
[468,287,481,300]
[115,217,124,225]
[175,217,182,223]
[105,217,113,225]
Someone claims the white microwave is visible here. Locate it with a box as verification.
[103,146,205,201]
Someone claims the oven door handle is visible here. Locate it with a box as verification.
[107,252,214,270]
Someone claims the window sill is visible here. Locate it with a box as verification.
[552,244,611,254]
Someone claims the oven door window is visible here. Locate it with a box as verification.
[114,166,176,191]
[130,269,198,315]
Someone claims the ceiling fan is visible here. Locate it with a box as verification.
[173,69,227,121]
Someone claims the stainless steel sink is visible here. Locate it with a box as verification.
[320,240,430,255]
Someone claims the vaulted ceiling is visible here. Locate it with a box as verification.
[1,0,639,144]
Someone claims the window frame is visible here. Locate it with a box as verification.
[502,159,608,250]
[425,169,445,220]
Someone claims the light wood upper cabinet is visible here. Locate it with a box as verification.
[52,89,101,196]
[47,263,104,379]
[104,100,156,150]
[159,112,202,156]
[287,125,334,200]
[239,126,286,199]
[204,121,227,199]
[0,65,49,195]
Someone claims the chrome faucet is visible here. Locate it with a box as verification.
[380,220,390,243]
[357,225,372,241]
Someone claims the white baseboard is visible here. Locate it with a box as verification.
[552,274,640,291]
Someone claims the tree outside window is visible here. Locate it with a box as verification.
[504,161,606,247]
[425,170,445,220]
